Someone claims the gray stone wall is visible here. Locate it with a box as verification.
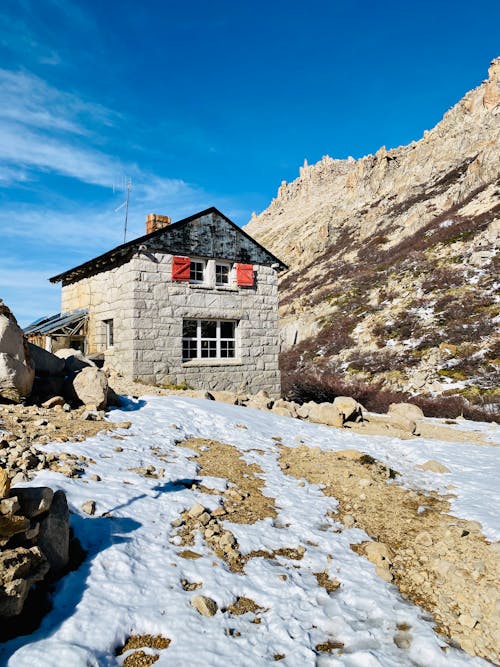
[60,212,281,396]
[128,253,280,395]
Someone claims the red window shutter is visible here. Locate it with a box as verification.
[236,263,254,286]
[172,256,190,281]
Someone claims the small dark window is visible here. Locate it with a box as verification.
[215,263,231,286]
[190,260,205,283]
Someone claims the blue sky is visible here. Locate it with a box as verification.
[0,0,499,325]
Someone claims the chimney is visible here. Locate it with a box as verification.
[146,213,171,234]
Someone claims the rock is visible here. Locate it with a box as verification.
[72,367,109,410]
[106,386,122,407]
[55,348,96,373]
[362,541,394,580]
[191,595,218,617]
[415,531,433,547]
[0,546,50,618]
[0,469,10,499]
[387,414,417,434]
[0,300,35,402]
[0,497,20,515]
[343,514,356,528]
[0,514,30,539]
[188,503,206,518]
[333,396,364,422]
[27,343,65,377]
[37,490,69,573]
[247,390,274,410]
[308,402,343,427]
[417,460,451,474]
[296,402,311,419]
[42,396,66,409]
[81,500,96,515]
[272,406,293,417]
[388,403,425,421]
[11,487,54,519]
[203,391,215,400]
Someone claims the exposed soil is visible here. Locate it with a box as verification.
[115,634,171,667]
[279,445,500,662]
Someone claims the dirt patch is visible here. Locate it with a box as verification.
[313,570,340,593]
[315,640,344,653]
[179,438,277,524]
[116,635,170,667]
[279,445,499,662]
[226,596,264,616]
[0,403,130,446]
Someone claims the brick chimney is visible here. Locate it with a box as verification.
[146,213,171,234]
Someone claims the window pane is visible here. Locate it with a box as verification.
[220,321,235,338]
[183,340,197,360]
[201,340,217,358]
[220,340,235,358]
[190,261,204,282]
[183,320,197,337]
[201,320,217,338]
[216,264,229,285]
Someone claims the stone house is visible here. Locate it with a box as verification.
[41,207,286,395]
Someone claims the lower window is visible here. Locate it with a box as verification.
[182,319,236,360]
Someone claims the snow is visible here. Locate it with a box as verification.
[2,396,498,667]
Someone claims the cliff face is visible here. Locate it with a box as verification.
[246,58,500,409]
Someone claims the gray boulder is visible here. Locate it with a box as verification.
[55,348,96,373]
[37,490,69,574]
[0,300,34,402]
[28,343,65,377]
[72,366,109,410]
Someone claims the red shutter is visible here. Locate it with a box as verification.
[172,256,190,281]
[236,263,254,286]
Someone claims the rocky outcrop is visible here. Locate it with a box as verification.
[246,58,500,408]
[0,482,70,618]
[0,300,35,403]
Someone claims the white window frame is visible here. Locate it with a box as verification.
[182,319,237,361]
[104,319,114,348]
[189,259,206,284]
[214,261,233,286]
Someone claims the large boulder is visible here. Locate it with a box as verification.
[333,396,364,423]
[308,402,344,427]
[37,490,69,574]
[27,343,65,377]
[55,348,96,373]
[72,366,108,409]
[0,547,50,618]
[388,402,425,421]
[0,300,34,402]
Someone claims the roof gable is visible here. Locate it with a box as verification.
[49,207,287,285]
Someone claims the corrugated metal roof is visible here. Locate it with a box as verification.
[24,309,88,335]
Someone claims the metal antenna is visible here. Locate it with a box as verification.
[115,179,132,243]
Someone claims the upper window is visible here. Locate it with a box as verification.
[183,319,236,361]
[190,260,205,283]
[215,262,232,286]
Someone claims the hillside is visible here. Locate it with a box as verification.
[245,58,500,418]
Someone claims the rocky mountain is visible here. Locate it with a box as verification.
[246,58,500,417]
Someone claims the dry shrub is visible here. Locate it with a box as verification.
[282,372,499,423]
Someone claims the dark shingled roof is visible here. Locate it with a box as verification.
[49,206,287,284]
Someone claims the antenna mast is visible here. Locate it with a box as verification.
[123,178,132,243]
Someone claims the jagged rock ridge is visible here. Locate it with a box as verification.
[246,58,500,413]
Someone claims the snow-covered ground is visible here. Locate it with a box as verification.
[2,396,498,667]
